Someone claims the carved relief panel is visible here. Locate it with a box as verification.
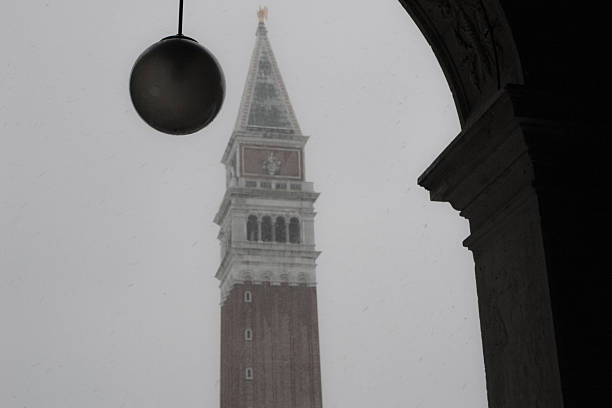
[404,0,523,124]
[240,145,303,180]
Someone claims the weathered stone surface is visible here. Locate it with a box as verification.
[418,85,608,406]
[398,1,608,405]
[398,0,523,126]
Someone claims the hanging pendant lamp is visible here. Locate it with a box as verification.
[129,0,225,135]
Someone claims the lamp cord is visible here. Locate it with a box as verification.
[178,0,184,35]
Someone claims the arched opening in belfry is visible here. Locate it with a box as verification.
[247,215,258,241]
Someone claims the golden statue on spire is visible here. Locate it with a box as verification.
[257,6,269,23]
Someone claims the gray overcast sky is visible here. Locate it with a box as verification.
[1,1,487,407]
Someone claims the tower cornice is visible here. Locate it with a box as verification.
[215,247,321,303]
[216,245,321,282]
[214,187,320,225]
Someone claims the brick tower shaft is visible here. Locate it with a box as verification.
[220,285,322,408]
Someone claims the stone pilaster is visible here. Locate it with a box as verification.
[419,85,608,407]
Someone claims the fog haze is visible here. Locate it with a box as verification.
[0,1,487,407]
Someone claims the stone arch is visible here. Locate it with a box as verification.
[261,271,273,283]
[394,1,606,406]
[397,0,523,126]
[241,271,253,282]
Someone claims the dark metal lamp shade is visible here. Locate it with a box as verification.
[129,35,225,135]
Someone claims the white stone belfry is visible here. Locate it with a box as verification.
[214,18,320,303]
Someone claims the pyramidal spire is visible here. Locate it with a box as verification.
[234,8,301,135]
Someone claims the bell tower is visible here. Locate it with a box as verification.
[214,9,323,408]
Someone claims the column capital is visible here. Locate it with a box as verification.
[418,85,584,247]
